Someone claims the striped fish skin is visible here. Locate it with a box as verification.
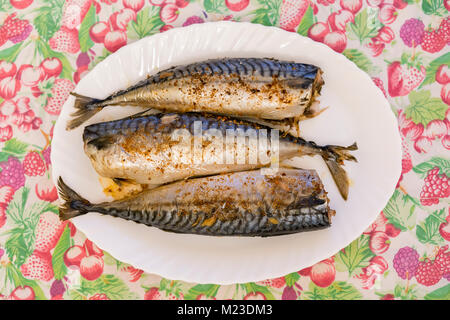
[68,58,324,131]
[83,112,335,188]
[58,169,334,237]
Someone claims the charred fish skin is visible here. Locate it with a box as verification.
[58,169,334,237]
[68,58,324,130]
[113,57,320,94]
[83,111,272,143]
[83,112,357,199]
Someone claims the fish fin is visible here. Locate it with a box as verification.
[112,177,135,186]
[322,143,358,200]
[87,136,114,150]
[326,142,358,164]
[160,228,184,235]
[281,78,311,89]
[66,93,103,130]
[57,177,91,221]
[235,116,294,134]
[128,108,162,119]
[303,103,328,120]
[323,159,350,201]
[301,69,325,121]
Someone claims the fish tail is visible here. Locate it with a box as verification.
[322,142,358,201]
[302,68,325,120]
[57,177,91,221]
[325,142,358,163]
[66,93,103,130]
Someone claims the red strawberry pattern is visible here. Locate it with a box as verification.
[437,17,450,44]
[257,276,286,288]
[0,204,7,228]
[23,151,46,176]
[0,14,31,40]
[0,29,8,47]
[416,259,442,286]
[388,61,425,97]
[122,265,144,282]
[419,167,450,206]
[34,211,65,252]
[61,0,93,30]
[20,250,54,281]
[399,136,412,184]
[144,287,162,300]
[44,78,75,115]
[0,0,447,301]
[421,30,446,53]
[434,246,450,277]
[372,77,386,97]
[49,27,81,54]
[279,0,310,32]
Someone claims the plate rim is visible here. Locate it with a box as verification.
[51,21,402,284]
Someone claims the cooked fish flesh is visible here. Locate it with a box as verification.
[68,58,324,132]
[58,169,334,236]
[83,112,357,200]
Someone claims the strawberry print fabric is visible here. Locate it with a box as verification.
[0,0,449,300]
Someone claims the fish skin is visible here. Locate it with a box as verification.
[67,58,324,131]
[58,169,334,236]
[82,111,357,199]
[83,112,297,187]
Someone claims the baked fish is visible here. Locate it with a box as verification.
[68,58,324,132]
[83,111,357,200]
[58,169,334,236]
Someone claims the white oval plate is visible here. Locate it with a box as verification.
[52,21,401,285]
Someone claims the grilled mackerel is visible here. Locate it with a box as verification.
[58,169,334,236]
[68,58,324,133]
[83,111,357,200]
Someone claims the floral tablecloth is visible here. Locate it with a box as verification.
[0,0,449,300]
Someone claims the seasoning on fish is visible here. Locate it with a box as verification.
[58,169,335,236]
[83,111,357,200]
[67,58,324,132]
